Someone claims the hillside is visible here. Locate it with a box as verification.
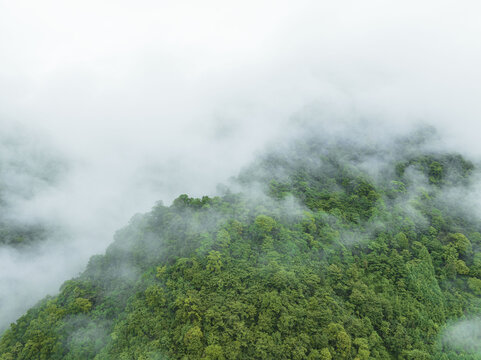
[1,129,481,359]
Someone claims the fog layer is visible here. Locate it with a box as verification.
[0,0,481,335]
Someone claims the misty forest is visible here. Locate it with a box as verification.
[1,127,481,359]
[2,1,481,359]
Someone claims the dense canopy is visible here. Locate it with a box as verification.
[1,130,480,359]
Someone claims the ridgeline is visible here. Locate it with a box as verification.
[1,130,481,359]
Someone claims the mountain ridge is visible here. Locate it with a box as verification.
[1,129,480,359]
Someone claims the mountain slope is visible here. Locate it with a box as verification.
[1,130,481,359]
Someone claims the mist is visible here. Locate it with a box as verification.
[440,317,481,354]
[1,0,481,338]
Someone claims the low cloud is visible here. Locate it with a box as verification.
[441,317,481,354]
[1,0,481,331]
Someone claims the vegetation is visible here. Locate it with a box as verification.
[1,131,481,359]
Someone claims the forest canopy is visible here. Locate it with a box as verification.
[1,128,480,359]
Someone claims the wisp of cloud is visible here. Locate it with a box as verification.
[1,0,481,335]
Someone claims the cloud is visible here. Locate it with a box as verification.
[0,0,481,329]
[441,317,481,354]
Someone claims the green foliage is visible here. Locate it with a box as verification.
[2,136,481,359]
[467,277,481,295]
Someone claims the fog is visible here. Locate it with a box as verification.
[441,316,481,354]
[1,0,481,342]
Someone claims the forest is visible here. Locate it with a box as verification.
[1,128,480,359]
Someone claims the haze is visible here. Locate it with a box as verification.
[0,0,481,345]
